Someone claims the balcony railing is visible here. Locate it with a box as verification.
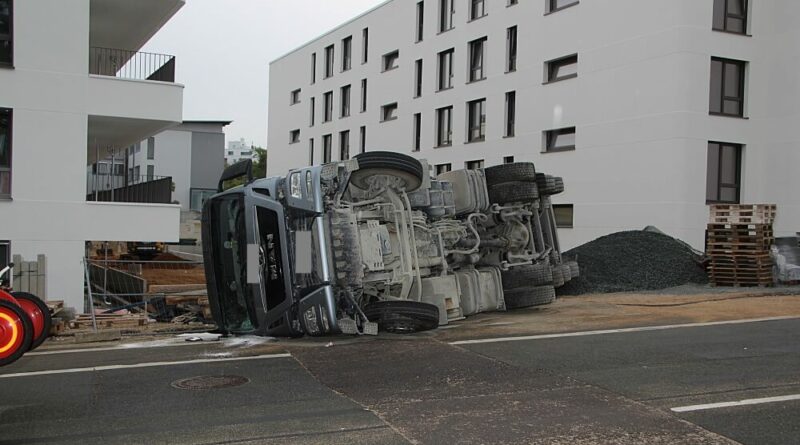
[89,47,176,83]
[87,175,173,204]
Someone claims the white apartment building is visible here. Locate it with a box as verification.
[267,0,800,252]
[125,121,230,212]
[225,137,257,165]
[0,0,185,310]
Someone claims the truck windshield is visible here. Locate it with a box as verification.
[210,194,257,333]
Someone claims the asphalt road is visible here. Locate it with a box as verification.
[0,318,797,444]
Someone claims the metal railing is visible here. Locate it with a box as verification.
[89,47,176,82]
[87,175,173,204]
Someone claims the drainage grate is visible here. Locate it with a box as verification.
[171,375,250,390]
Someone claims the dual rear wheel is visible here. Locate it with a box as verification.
[0,291,51,367]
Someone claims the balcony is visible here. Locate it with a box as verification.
[89,47,176,83]
[87,174,173,205]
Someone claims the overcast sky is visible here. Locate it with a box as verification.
[142,0,386,149]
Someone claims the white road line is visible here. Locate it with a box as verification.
[0,353,292,379]
[26,341,211,356]
[672,394,800,413]
[449,316,800,345]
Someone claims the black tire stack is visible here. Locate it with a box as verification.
[483,163,539,204]
[500,264,556,309]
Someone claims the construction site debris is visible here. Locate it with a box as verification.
[707,204,775,287]
[559,230,708,295]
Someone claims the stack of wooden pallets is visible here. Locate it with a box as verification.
[707,204,776,287]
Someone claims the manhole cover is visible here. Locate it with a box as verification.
[171,375,250,390]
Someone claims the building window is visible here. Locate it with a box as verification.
[362,28,369,64]
[290,89,301,105]
[414,59,423,98]
[465,160,484,170]
[437,48,454,90]
[470,0,486,20]
[416,1,425,42]
[707,142,742,204]
[146,165,155,181]
[324,45,334,78]
[546,54,578,83]
[310,97,315,126]
[323,134,332,163]
[0,0,12,65]
[190,189,217,212]
[710,57,746,117]
[309,138,315,165]
[339,130,350,160]
[340,85,351,118]
[547,0,579,14]
[713,0,748,34]
[544,127,576,152]
[0,108,10,198]
[290,129,301,144]
[504,156,515,164]
[147,137,155,160]
[360,126,366,153]
[436,106,453,147]
[360,79,367,112]
[435,163,451,175]
[439,0,455,32]
[0,240,9,270]
[323,91,333,122]
[311,53,316,84]
[468,37,487,82]
[553,204,574,228]
[342,36,352,72]
[505,91,516,137]
[413,113,422,152]
[506,26,517,72]
[467,98,486,143]
[383,50,399,72]
[381,103,398,122]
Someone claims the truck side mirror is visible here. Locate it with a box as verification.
[218,160,253,192]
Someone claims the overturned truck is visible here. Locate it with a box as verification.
[202,152,577,337]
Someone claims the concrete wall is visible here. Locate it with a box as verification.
[267,0,800,251]
[0,0,183,310]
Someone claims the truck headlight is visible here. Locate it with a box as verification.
[290,172,302,198]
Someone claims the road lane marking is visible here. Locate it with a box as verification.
[672,394,800,412]
[449,316,800,345]
[26,341,211,356]
[0,353,292,378]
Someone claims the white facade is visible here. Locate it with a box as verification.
[225,137,257,165]
[0,0,185,310]
[126,121,230,212]
[267,0,800,252]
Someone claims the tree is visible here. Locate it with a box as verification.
[252,146,267,178]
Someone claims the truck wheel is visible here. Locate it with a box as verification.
[487,181,539,205]
[363,301,439,334]
[537,174,564,196]
[567,261,580,279]
[501,263,553,290]
[484,163,536,187]
[553,266,566,288]
[560,264,573,284]
[504,286,556,309]
[0,300,33,366]
[11,292,52,350]
[351,151,424,192]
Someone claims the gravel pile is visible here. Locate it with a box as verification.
[558,230,708,295]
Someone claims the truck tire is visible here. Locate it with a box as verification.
[487,181,539,205]
[484,162,536,187]
[560,264,573,284]
[363,300,439,334]
[501,263,553,290]
[504,286,556,309]
[10,292,51,350]
[553,266,565,288]
[351,151,424,192]
[0,300,33,366]
[567,261,580,279]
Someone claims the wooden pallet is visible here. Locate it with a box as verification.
[709,204,776,225]
[70,314,147,329]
